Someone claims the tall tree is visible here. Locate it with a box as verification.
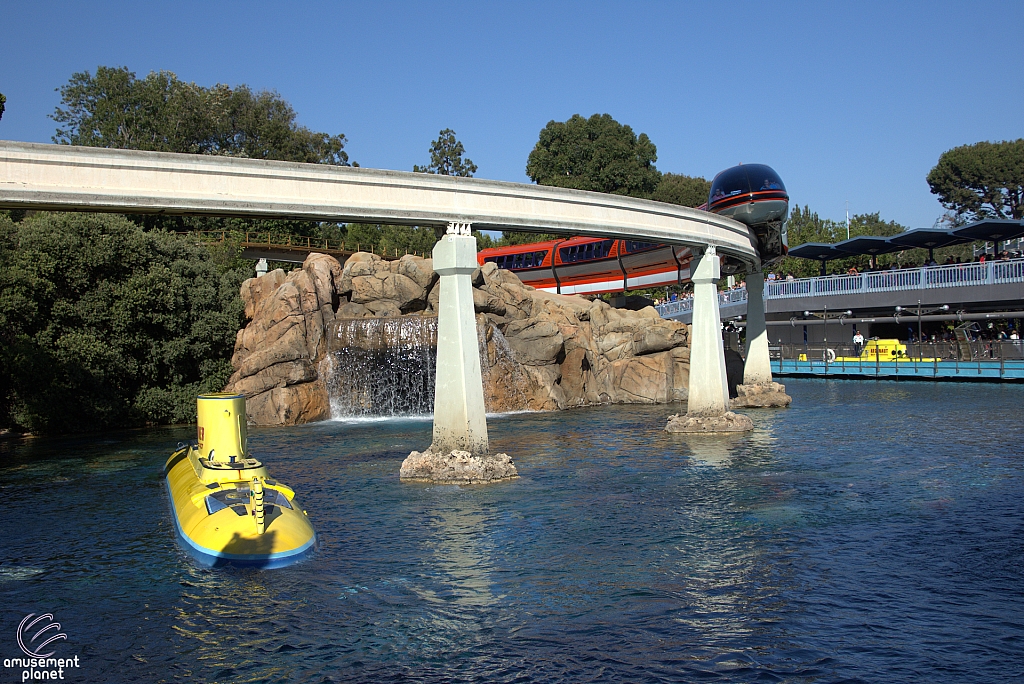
[51,66,350,165]
[650,173,711,207]
[927,139,1024,221]
[413,128,477,176]
[526,113,660,197]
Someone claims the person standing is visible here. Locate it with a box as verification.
[853,329,865,356]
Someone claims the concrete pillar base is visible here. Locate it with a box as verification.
[664,411,753,433]
[400,448,519,484]
[732,382,793,408]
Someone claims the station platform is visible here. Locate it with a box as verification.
[772,357,1024,381]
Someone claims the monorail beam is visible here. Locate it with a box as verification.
[0,141,759,265]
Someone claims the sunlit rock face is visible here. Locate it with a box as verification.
[226,252,694,426]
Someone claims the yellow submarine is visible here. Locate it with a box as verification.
[800,338,938,363]
[165,393,316,568]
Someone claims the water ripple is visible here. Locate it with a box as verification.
[1,381,1023,682]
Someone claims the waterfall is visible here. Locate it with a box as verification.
[479,323,530,413]
[327,315,532,418]
[328,316,438,417]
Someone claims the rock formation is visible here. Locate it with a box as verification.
[224,253,342,425]
[400,449,519,484]
[731,381,793,408]
[664,411,754,433]
[225,251,695,425]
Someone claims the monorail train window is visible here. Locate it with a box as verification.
[625,240,658,253]
[559,240,614,263]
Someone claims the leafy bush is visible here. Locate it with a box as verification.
[0,212,247,433]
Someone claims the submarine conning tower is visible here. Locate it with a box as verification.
[196,393,248,463]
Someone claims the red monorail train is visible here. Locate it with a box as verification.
[478,237,692,295]
[477,163,788,294]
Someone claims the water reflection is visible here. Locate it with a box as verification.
[671,432,746,466]
[418,491,497,607]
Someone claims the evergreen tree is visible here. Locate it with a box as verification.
[0,212,248,433]
[413,128,477,176]
[927,139,1024,221]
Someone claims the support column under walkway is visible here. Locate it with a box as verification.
[666,246,753,433]
[400,222,518,483]
[734,270,792,408]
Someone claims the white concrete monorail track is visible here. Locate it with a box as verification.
[0,140,770,456]
[0,141,759,264]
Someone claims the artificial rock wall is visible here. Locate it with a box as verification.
[224,252,693,425]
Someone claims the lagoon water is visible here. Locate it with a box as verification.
[2,379,1023,683]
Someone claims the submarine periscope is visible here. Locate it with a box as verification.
[165,393,316,568]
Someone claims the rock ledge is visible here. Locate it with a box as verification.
[664,411,754,433]
[731,382,793,408]
[400,449,519,484]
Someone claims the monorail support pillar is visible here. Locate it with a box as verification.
[665,246,753,433]
[734,269,792,408]
[400,222,518,484]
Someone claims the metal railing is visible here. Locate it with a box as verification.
[773,340,1024,363]
[656,258,1024,318]
[654,288,749,318]
[765,258,1024,299]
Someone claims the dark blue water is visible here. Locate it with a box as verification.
[2,379,1023,683]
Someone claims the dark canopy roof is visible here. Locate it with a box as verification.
[787,242,843,260]
[832,236,905,256]
[888,228,971,250]
[786,219,1024,262]
[950,219,1024,243]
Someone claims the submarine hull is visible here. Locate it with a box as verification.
[165,447,316,568]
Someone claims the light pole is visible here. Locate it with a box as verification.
[804,307,854,363]
[895,301,949,360]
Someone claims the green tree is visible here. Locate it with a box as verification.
[650,173,711,207]
[0,92,6,121]
[413,128,477,176]
[927,139,1024,221]
[0,212,247,433]
[526,113,661,197]
[52,66,350,164]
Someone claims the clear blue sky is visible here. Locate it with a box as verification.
[2,1,1021,230]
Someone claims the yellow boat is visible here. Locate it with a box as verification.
[165,393,316,568]
[800,338,939,363]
